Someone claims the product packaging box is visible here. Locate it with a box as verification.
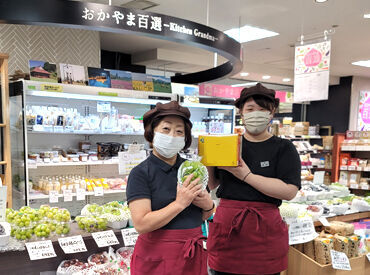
[198,134,241,166]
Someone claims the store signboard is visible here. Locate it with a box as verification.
[294,40,331,103]
[199,84,242,99]
[25,240,57,260]
[0,0,242,84]
[58,235,87,254]
[357,91,370,131]
[0,186,7,222]
[330,250,351,270]
[288,217,318,245]
[92,230,120,247]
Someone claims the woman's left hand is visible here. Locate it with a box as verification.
[192,190,213,211]
[218,158,251,181]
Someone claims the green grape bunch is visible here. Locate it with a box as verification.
[177,160,208,190]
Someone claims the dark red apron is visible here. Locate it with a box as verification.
[207,199,288,275]
[130,226,207,275]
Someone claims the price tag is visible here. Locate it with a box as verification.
[0,186,7,222]
[58,235,87,254]
[63,189,73,202]
[76,188,86,201]
[41,84,63,92]
[49,190,59,203]
[28,160,37,169]
[121,228,139,246]
[94,186,104,197]
[361,186,369,190]
[319,217,331,226]
[350,184,359,189]
[313,171,325,185]
[348,166,356,171]
[25,240,57,260]
[340,166,347,171]
[92,230,119,247]
[288,217,318,245]
[97,101,111,113]
[330,250,351,270]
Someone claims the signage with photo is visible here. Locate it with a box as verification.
[110,70,132,90]
[87,67,111,88]
[29,60,58,83]
[60,63,86,85]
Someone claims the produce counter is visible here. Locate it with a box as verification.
[0,223,126,274]
[314,211,370,226]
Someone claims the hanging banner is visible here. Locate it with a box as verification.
[357,91,370,131]
[294,40,331,103]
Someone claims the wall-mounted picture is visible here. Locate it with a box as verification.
[60,63,86,85]
[87,67,111,88]
[132,73,154,92]
[29,60,58,83]
[110,70,132,89]
[152,75,172,93]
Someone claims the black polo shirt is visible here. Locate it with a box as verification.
[126,153,203,230]
[216,135,301,206]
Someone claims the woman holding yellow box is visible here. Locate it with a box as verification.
[207,83,301,275]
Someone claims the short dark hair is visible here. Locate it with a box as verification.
[144,115,192,150]
[239,95,279,113]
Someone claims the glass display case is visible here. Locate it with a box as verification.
[9,80,176,215]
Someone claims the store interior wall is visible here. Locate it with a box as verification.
[348,76,370,131]
[0,24,100,75]
[305,76,352,134]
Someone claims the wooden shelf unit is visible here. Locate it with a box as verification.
[0,53,12,207]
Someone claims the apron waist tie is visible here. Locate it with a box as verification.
[183,235,206,259]
[228,206,263,238]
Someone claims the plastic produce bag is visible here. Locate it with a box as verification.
[177,156,208,190]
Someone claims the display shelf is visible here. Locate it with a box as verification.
[0,222,128,274]
[31,159,119,167]
[313,211,370,227]
[29,189,126,200]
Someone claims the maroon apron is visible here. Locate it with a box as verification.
[130,226,207,275]
[207,199,289,275]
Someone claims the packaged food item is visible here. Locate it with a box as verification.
[347,235,361,258]
[333,234,349,256]
[177,159,208,190]
[324,221,354,236]
[303,241,315,259]
[314,237,333,265]
[198,134,241,166]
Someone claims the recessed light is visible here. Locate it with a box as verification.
[231,82,258,88]
[282,78,291,82]
[364,14,370,19]
[352,60,370,67]
[315,0,328,3]
[262,75,271,80]
[224,25,279,43]
[240,72,249,77]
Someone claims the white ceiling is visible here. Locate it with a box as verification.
[80,0,370,85]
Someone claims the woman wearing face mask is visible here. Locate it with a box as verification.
[127,101,213,275]
[207,83,301,275]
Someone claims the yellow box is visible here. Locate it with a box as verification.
[198,134,241,166]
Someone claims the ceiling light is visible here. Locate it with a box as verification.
[352,60,370,68]
[282,78,291,82]
[224,25,279,43]
[231,82,258,88]
[315,0,328,3]
[240,72,249,77]
[364,14,370,19]
[262,75,271,80]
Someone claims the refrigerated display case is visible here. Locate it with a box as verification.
[9,80,176,214]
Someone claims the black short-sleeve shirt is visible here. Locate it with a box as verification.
[216,135,301,206]
[126,153,203,230]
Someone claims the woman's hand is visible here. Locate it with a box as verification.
[192,190,213,211]
[175,174,203,209]
[218,157,252,182]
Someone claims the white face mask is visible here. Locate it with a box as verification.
[153,132,185,159]
[243,111,272,135]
